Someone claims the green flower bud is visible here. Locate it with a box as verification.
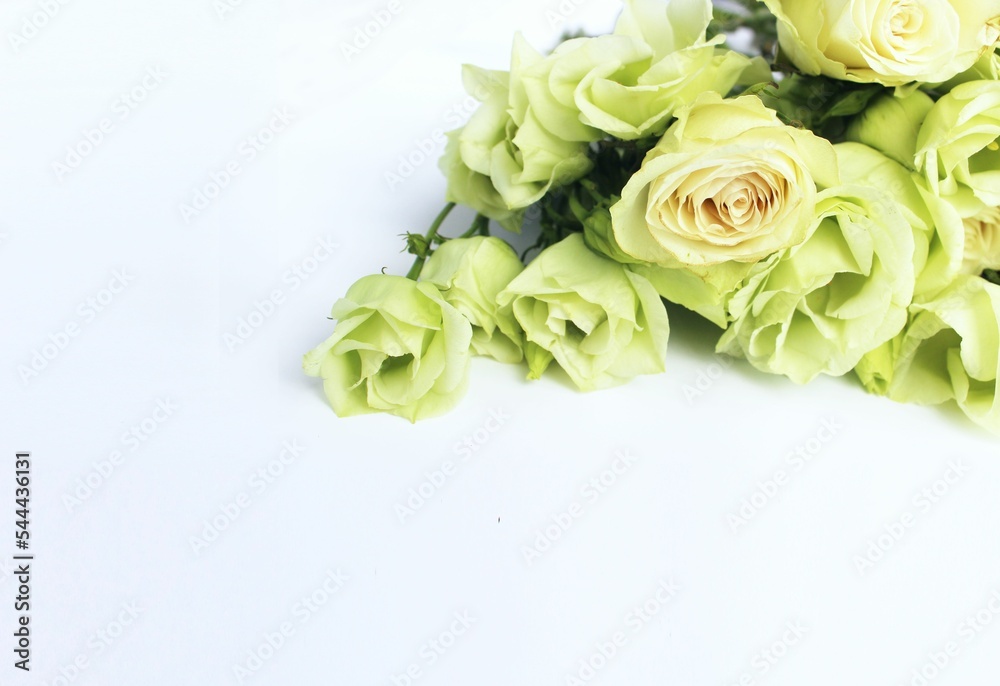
[846,91,935,169]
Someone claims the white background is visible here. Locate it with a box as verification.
[2,0,999,685]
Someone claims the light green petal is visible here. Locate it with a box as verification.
[525,341,555,381]
[614,0,712,58]
[318,351,378,418]
[952,3,1000,76]
[718,185,915,384]
[846,91,934,169]
[878,276,1000,434]
[916,80,1000,211]
[523,35,645,143]
[578,45,751,140]
[835,142,964,299]
[854,338,897,397]
[760,0,828,77]
[303,275,473,422]
[460,98,509,177]
[445,48,593,222]
[509,33,544,128]
[629,260,751,329]
[420,236,525,363]
[518,9,753,143]
[497,234,669,391]
[489,116,592,208]
[936,48,1000,92]
[439,130,523,233]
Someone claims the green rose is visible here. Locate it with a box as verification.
[419,236,525,363]
[303,275,472,422]
[718,185,915,384]
[915,80,1000,216]
[519,0,758,142]
[762,0,1000,86]
[440,49,593,226]
[961,206,1000,274]
[845,90,935,168]
[439,130,523,233]
[496,233,670,391]
[611,93,838,267]
[858,275,1000,435]
[836,142,964,298]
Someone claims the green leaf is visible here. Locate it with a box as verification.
[756,73,889,140]
[740,81,776,97]
[823,85,885,121]
[521,137,658,259]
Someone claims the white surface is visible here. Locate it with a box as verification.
[2,1,999,685]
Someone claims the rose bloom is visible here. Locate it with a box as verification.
[836,141,965,298]
[763,0,1000,87]
[519,0,757,142]
[916,79,1000,215]
[419,236,526,364]
[718,184,915,384]
[303,275,473,422]
[441,57,592,232]
[962,206,1000,274]
[858,275,1000,435]
[611,93,838,267]
[496,234,670,391]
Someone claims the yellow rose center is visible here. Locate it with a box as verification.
[888,1,922,41]
[652,165,788,247]
[855,0,958,78]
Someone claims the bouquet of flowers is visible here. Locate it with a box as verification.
[304,0,1000,432]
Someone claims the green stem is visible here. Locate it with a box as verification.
[469,214,490,237]
[456,214,488,239]
[415,211,489,252]
[405,202,456,280]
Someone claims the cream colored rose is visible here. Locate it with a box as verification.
[962,206,1000,273]
[763,0,1000,87]
[611,93,838,267]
